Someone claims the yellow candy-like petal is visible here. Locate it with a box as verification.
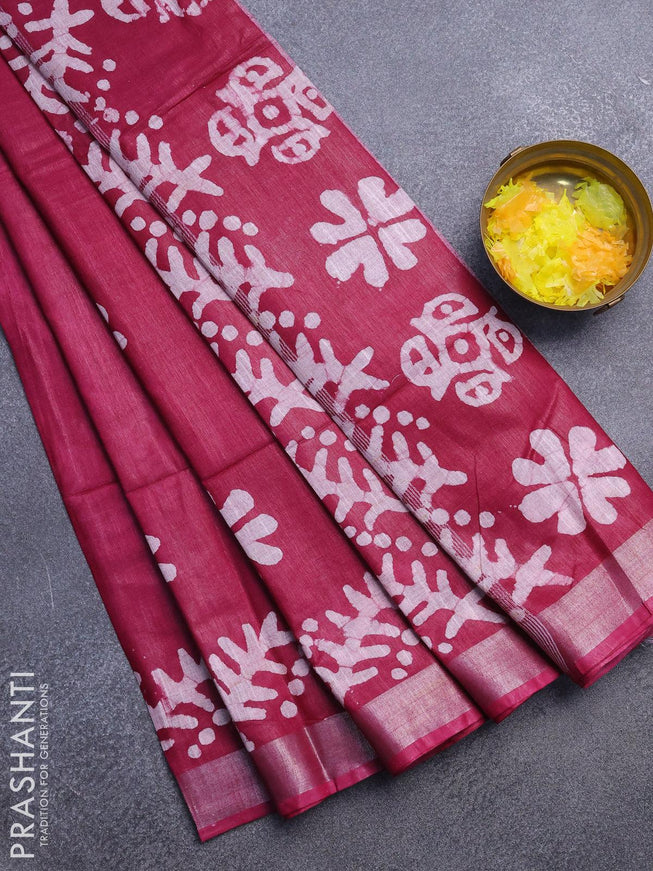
[574,178,628,234]
[485,174,633,307]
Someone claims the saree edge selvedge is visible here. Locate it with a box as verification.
[0,0,651,841]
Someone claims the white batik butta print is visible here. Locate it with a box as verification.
[83,139,144,217]
[145,236,218,310]
[512,425,631,535]
[209,612,302,723]
[439,527,573,615]
[195,226,294,315]
[310,176,427,289]
[109,129,223,212]
[290,437,408,529]
[232,349,321,427]
[21,0,94,104]
[100,0,212,25]
[1,33,69,114]
[401,292,523,407]
[220,489,283,566]
[378,552,505,654]
[366,426,467,517]
[299,574,419,704]
[141,648,230,757]
[208,55,333,166]
[292,332,390,416]
[145,534,178,582]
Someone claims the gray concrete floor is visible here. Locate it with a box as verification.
[1,1,651,869]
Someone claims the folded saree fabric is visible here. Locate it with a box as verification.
[0,227,273,840]
[1,0,652,842]
[3,0,651,682]
[0,153,388,817]
[0,51,560,725]
[0,85,491,780]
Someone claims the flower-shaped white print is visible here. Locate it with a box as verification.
[310,176,427,288]
[512,426,630,535]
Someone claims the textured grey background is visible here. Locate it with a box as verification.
[1,1,651,869]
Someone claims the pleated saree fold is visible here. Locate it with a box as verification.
[0,84,489,776]
[0,152,385,820]
[0,227,274,840]
[1,0,651,842]
[0,31,559,729]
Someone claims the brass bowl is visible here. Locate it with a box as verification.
[480,140,653,313]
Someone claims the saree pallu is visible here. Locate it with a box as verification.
[1,0,652,842]
[0,228,273,840]
[0,54,560,727]
[0,118,490,779]
[0,171,384,820]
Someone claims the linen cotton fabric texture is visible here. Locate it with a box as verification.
[0,0,651,842]
[0,64,488,780]
[0,149,384,823]
[0,229,274,840]
[0,55,557,732]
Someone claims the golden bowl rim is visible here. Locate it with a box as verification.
[479,139,653,313]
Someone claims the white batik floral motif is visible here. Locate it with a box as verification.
[146,691,198,740]
[367,428,467,510]
[209,612,296,721]
[300,574,408,703]
[142,234,221,313]
[401,292,523,406]
[83,140,143,217]
[151,649,214,719]
[232,349,320,426]
[6,48,69,114]
[220,489,283,566]
[512,426,630,535]
[379,552,505,637]
[144,534,177,582]
[293,333,389,414]
[294,445,407,528]
[511,546,569,608]
[146,649,229,755]
[101,0,212,25]
[439,529,512,594]
[24,0,94,103]
[208,55,332,166]
[195,231,294,315]
[310,176,427,289]
[439,528,573,611]
[109,129,223,212]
